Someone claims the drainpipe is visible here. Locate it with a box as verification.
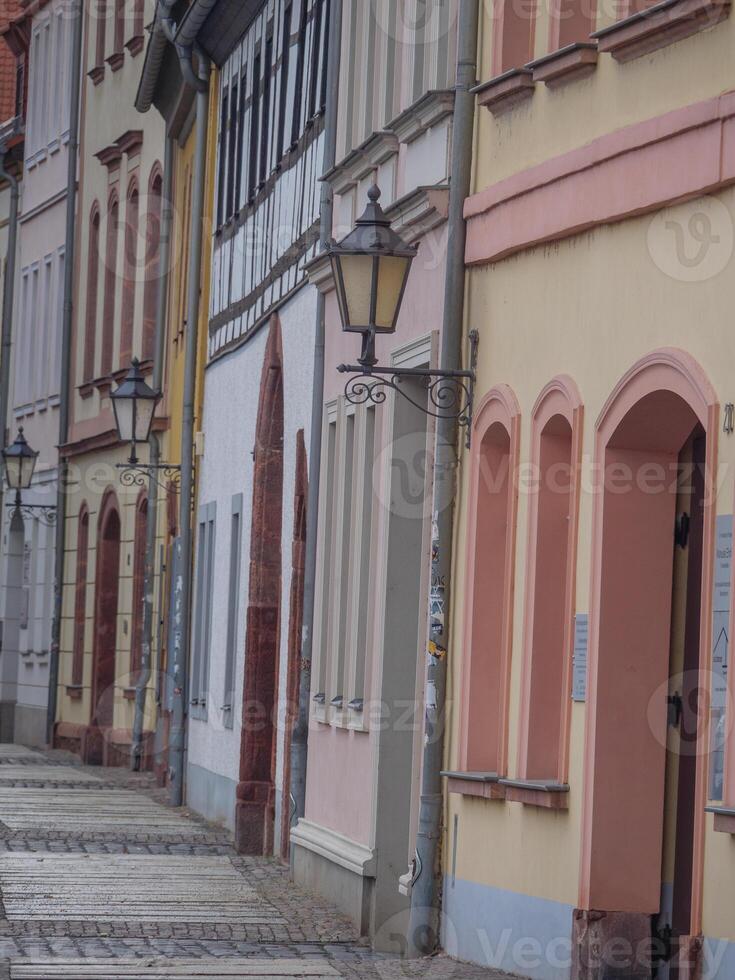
[131,134,174,770]
[0,145,20,529]
[288,0,343,846]
[46,0,84,747]
[407,0,479,956]
[169,45,210,807]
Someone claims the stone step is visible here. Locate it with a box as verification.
[10,960,340,978]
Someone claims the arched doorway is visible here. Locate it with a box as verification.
[236,317,284,855]
[88,491,121,764]
[577,350,717,977]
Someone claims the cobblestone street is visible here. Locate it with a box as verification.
[0,746,503,979]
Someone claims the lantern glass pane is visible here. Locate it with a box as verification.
[4,455,22,491]
[340,254,375,328]
[375,255,411,331]
[113,397,135,445]
[134,396,157,444]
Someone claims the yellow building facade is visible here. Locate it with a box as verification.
[443,3,735,978]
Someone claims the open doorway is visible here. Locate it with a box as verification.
[579,353,717,980]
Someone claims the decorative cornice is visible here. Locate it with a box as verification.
[116,129,144,155]
[88,64,105,86]
[304,251,334,295]
[106,51,125,73]
[95,144,122,169]
[384,184,450,244]
[473,69,535,115]
[323,130,399,195]
[125,34,145,57]
[387,89,455,144]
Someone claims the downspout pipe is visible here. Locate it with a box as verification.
[169,46,210,807]
[131,134,174,770]
[288,0,343,848]
[47,0,84,747]
[0,145,20,528]
[407,0,479,956]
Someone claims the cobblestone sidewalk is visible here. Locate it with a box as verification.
[0,745,505,979]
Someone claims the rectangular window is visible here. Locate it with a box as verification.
[330,411,355,710]
[319,0,330,112]
[313,410,337,711]
[350,406,375,711]
[223,494,243,729]
[277,3,292,160]
[226,79,238,219]
[290,0,308,148]
[259,35,273,186]
[216,90,228,228]
[234,68,247,211]
[307,0,324,120]
[191,502,216,719]
[248,52,261,200]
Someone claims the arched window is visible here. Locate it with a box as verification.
[493,0,537,74]
[517,377,583,784]
[100,192,119,376]
[142,169,162,361]
[83,205,100,380]
[120,180,139,366]
[459,387,521,777]
[72,504,90,687]
[130,493,147,679]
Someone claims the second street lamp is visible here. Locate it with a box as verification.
[2,429,56,526]
[111,359,181,491]
[327,185,478,446]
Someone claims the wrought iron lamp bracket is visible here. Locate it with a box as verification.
[338,330,479,449]
[5,495,57,527]
[117,462,183,494]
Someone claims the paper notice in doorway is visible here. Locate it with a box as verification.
[710,514,732,802]
[573,614,589,702]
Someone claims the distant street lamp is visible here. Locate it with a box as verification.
[2,428,56,525]
[111,358,181,491]
[328,185,478,445]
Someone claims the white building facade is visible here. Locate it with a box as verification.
[0,0,73,746]
[185,0,329,857]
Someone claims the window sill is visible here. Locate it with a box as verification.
[65,685,83,700]
[88,65,105,86]
[527,42,599,86]
[706,804,735,833]
[500,778,570,809]
[441,770,506,800]
[473,69,535,116]
[591,0,730,62]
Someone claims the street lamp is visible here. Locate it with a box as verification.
[327,185,417,368]
[2,429,56,525]
[328,185,479,446]
[111,358,181,491]
[111,358,160,465]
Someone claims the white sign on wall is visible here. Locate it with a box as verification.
[573,614,589,703]
[710,514,732,802]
